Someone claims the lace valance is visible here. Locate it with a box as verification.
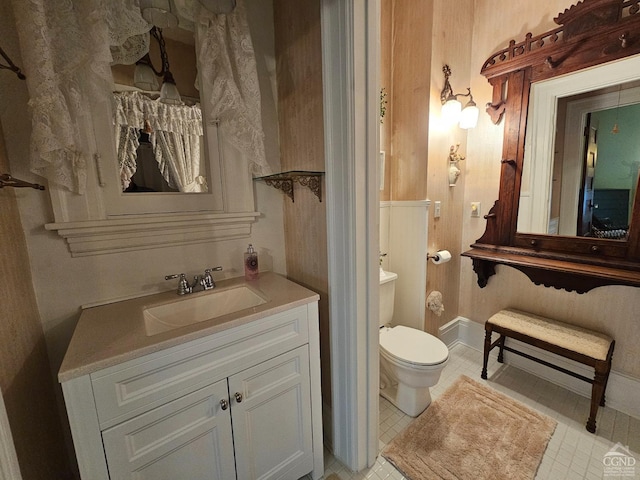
[113,91,203,137]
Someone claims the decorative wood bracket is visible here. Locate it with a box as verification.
[255,171,324,202]
[471,258,496,288]
[486,77,507,124]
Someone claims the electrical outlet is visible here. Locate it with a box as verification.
[471,202,481,217]
[434,201,441,218]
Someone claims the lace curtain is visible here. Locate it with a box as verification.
[11,0,150,194]
[113,91,204,192]
[12,0,269,194]
[195,0,271,177]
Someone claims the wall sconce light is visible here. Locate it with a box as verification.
[133,26,182,105]
[440,65,478,129]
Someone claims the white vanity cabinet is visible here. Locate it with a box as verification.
[59,293,323,480]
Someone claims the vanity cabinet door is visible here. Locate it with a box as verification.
[229,345,313,480]
[101,380,235,480]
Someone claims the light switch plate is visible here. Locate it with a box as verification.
[471,202,481,217]
[434,201,441,218]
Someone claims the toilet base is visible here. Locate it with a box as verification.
[380,382,432,417]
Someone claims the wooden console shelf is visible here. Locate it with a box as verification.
[462,246,640,294]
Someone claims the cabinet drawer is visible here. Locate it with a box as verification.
[91,306,308,429]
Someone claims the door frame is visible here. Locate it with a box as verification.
[321,0,380,471]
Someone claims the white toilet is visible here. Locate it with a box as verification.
[379,269,449,416]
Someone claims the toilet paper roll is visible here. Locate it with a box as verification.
[430,250,452,265]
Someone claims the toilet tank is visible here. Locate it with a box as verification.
[379,269,398,327]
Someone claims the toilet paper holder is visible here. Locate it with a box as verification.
[427,250,452,264]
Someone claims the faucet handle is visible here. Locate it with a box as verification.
[201,266,222,290]
[165,273,191,295]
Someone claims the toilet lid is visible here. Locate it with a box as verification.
[380,325,449,366]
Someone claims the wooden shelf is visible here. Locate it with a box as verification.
[254,171,324,202]
[462,245,640,294]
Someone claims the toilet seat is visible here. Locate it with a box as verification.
[380,325,449,367]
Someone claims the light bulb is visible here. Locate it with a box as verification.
[134,63,159,91]
[459,103,479,129]
[441,97,462,126]
[159,72,182,105]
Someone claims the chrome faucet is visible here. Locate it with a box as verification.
[201,266,223,290]
[165,273,192,295]
[165,266,223,295]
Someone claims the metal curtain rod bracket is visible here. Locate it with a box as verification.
[0,174,45,190]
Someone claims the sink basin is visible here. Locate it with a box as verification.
[144,285,268,336]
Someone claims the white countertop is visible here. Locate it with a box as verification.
[58,272,319,382]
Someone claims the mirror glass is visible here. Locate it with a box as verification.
[517,79,640,238]
[110,26,209,194]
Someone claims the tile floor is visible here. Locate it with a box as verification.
[322,343,640,480]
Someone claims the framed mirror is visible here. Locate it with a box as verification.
[518,61,640,239]
[99,22,225,217]
[462,0,640,293]
[111,26,211,195]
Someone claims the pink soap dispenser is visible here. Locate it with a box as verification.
[244,244,259,280]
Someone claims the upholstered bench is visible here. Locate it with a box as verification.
[481,309,615,433]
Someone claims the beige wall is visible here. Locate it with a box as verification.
[387,1,431,202]
[272,0,331,406]
[379,0,392,201]
[460,0,640,378]
[0,124,71,478]
[424,0,474,334]
[381,0,473,334]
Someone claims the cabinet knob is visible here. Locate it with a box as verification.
[234,392,243,403]
[220,398,229,410]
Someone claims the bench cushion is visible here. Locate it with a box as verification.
[487,309,613,361]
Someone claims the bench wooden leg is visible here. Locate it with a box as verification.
[587,368,608,433]
[481,328,492,379]
[600,367,612,407]
[600,345,614,407]
[497,335,506,363]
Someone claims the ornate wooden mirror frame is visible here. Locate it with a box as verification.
[462,0,640,293]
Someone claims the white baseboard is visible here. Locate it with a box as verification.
[438,318,461,349]
[439,316,640,420]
